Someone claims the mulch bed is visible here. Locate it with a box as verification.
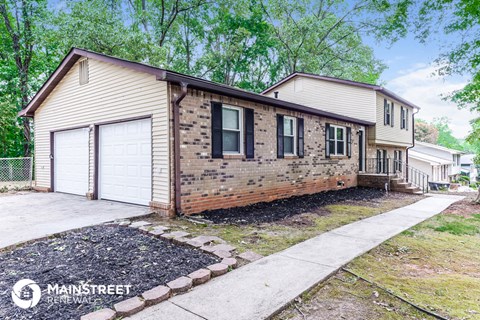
[200,187,389,224]
[0,225,218,320]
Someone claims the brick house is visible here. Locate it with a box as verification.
[20,48,422,216]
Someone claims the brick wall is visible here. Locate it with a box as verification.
[170,85,363,215]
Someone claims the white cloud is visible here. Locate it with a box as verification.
[386,65,476,139]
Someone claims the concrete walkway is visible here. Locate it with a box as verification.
[0,192,149,249]
[128,194,463,320]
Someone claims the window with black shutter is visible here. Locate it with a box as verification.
[277,115,303,158]
[326,124,346,156]
[211,102,254,158]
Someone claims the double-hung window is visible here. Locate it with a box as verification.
[222,105,243,154]
[327,125,346,156]
[384,99,392,126]
[283,116,297,155]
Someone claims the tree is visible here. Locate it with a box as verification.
[415,119,438,144]
[259,0,391,84]
[433,117,464,151]
[0,0,50,156]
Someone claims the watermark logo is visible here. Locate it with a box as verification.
[11,279,42,309]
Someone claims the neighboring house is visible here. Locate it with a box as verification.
[261,73,418,172]
[408,141,464,182]
[20,49,421,216]
[461,154,478,182]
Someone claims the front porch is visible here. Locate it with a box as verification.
[358,158,429,194]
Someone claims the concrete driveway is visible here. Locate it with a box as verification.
[0,192,150,249]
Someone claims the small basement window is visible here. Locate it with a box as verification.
[79,59,89,85]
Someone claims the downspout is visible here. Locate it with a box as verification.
[172,82,188,216]
[406,108,420,182]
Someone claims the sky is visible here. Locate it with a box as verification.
[365,34,476,139]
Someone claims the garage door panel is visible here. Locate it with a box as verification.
[54,128,89,195]
[99,118,151,206]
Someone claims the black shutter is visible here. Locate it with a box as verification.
[400,107,404,129]
[245,108,254,159]
[406,109,409,131]
[384,99,387,125]
[211,102,223,158]
[277,114,284,158]
[347,127,352,158]
[391,102,394,127]
[325,123,331,158]
[297,118,304,158]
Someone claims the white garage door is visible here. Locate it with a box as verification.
[99,118,152,205]
[54,128,89,195]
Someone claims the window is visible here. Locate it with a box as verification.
[327,125,346,156]
[283,116,297,155]
[79,59,89,85]
[222,105,243,154]
[384,100,391,125]
[401,107,408,129]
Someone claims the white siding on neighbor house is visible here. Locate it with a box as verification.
[374,94,413,147]
[408,158,432,177]
[33,59,170,205]
[264,76,377,122]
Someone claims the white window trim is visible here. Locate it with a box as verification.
[401,106,407,129]
[222,105,244,155]
[329,125,346,156]
[284,116,297,155]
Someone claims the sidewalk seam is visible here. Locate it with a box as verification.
[169,301,209,320]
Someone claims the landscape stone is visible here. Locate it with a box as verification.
[167,276,193,293]
[189,235,225,246]
[237,251,263,263]
[186,240,203,248]
[213,250,232,258]
[188,268,211,285]
[161,231,190,240]
[129,221,152,229]
[114,296,145,317]
[221,257,238,268]
[142,285,171,306]
[207,263,229,277]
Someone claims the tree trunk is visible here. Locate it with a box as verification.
[20,73,31,156]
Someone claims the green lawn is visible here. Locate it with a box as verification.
[346,198,480,319]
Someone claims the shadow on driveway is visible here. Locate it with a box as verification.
[0,192,150,249]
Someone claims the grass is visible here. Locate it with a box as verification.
[347,210,480,319]
[274,270,434,320]
[152,195,420,256]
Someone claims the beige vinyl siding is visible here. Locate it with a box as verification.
[264,76,377,122]
[34,59,170,204]
[374,93,413,147]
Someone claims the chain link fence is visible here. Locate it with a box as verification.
[0,157,33,191]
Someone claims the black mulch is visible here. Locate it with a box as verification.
[201,187,387,224]
[0,225,219,320]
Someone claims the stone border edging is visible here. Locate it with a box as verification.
[80,220,264,320]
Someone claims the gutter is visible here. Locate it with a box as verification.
[172,82,189,216]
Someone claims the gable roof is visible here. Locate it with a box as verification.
[19,48,374,126]
[415,141,465,155]
[409,150,453,165]
[261,72,421,110]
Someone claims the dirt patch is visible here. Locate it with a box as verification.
[275,271,433,320]
[0,225,218,320]
[200,187,395,224]
[441,193,480,217]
